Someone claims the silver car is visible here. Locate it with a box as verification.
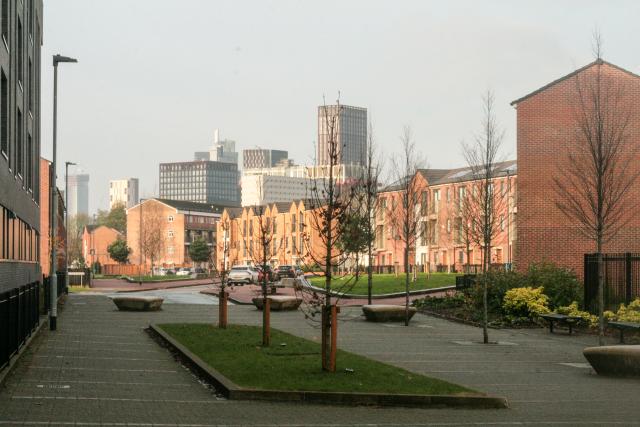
[228,266,259,285]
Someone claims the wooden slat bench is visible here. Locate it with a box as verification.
[539,313,582,335]
[608,321,640,344]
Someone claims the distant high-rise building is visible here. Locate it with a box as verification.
[242,148,288,169]
[109,178,139,209]
[317,105,367,166]
[193,129,239,164]
[68,174,90,217]
[159,161,240,205]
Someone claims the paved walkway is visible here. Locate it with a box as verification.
[1,293,639,426]
[217,283,450,306]
[90,277,215,292]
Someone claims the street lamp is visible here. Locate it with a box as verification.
[64,161,76,294]
[138,198,145,286]
[50,54,77,331]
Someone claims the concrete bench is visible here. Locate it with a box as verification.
[362,305,417,323]
[111,296,164,311]
[583,345,640,377]
[539,313,582,334]
[608,321,640,344]
[252,295,302,311]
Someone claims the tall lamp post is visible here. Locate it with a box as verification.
[50,54,78,331]
[64,161,76,294]
[138,198,145,286]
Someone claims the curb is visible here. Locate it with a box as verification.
[116,281,214,293]
[302,281,456,300]
[148,324,508,409]
[0,316,48,388]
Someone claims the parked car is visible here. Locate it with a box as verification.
[193,267,206,274]
[228,266,259,285]
[276,265,297,280]
[256,265,276,283]
[176,268,192,276]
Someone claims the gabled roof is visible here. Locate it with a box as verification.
[84,224,122,235]
[430,160,517,186]
[154,198,236,214]
[510,59,640,106]
[223,207,243,219]
[418,169,451,184]
[271,201,294,213]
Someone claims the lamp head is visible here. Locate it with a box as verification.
[53,54,78,66]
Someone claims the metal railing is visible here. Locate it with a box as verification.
[584,253,640,312]
[0,281,41,370]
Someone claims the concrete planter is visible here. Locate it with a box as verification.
[252,295,302,311]
[583,345,640,377]
[111,296,164,311]
[362,304,417,322]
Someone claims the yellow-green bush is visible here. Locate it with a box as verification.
[502,287,550,322]
[605,298,640,323]
[556,301,598,327]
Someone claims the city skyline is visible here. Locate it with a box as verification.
[39,1,640,213]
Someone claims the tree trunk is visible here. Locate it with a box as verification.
[218,289,227,329]
[482,245,489,344]
[262,297,271,346]
[597,240,605,346]
[367,242,373,305]
[404,247,410,326]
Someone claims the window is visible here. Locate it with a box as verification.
[28,59,32,112]
[17,18,22,86]
[26,134,32,191]
[1,0,8,49]
[0,70,6,158]
[168,230,174,238]
[500,215,505,231]
[447,219,451,233]
[167,246,174,254]
[168,215,174,222]
[16,109,22,177]
[420,191,428,216]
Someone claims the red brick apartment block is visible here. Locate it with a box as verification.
[513,60,640,277]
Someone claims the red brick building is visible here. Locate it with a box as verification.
[39,158,66,277]
[513,60,640,276]
[82,225,123,267]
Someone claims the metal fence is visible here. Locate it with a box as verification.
[43,273,66,312]
[0,281,41,370]
[584,253,640,312]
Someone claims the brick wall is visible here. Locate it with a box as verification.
[515,61,640,277]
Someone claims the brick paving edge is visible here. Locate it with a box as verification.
[148,323,509,409]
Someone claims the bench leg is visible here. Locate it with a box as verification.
[549,321,554,334]
[568,323,573,335]
[620,330,625,344]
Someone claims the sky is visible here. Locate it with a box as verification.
[41,0,640,213]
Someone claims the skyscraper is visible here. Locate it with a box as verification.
[159,161,240,205]
[242,148,288,169]
[109,178,139,209]
[68,174,90,217]
[317,104,367,166]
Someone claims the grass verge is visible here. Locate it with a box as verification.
[158,323,470,395]
[308,272,459,295]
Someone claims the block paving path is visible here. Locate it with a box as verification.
[1,293,639,426]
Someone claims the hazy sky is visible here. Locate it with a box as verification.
[41,0,640,213]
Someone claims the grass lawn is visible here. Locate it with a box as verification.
[307,272,459,295]
[158,323,470,395]
[124,275,194,282]
[68,286,93,293]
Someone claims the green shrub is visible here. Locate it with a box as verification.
[466,270,527,313]
[502,287,550,322]
[604,298,640,323]
[413,293,465,310]
[556,301,598,327]
[526,262,582,308]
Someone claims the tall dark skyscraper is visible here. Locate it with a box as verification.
[242,148,288,169]
[317,104,367,166]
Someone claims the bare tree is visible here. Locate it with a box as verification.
[553,34,639,345]
[298,97,358,372]
[249,203,282,346]
[140,203,164,275]
[213,216,238,329]
[387,126,425,326]
[462,90,506,344]
[360,124,383,304]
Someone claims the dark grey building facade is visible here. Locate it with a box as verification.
[159,161,240,205]
[0,0,43,293]
[242,148,288,169]
[317,104,367,166]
